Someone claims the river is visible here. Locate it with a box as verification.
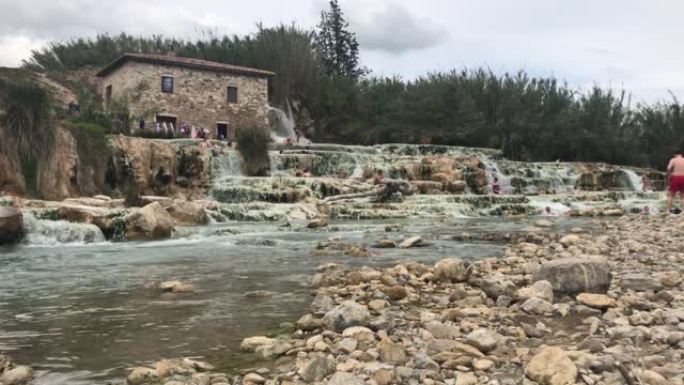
[0,216,598,385]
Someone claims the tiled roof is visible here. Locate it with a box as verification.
[96,53,276,78]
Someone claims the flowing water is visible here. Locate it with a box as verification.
[0,142,664,384]
[0,215,601,385]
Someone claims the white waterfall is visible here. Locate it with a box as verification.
[267,101,312,145]
[23,213,106,246]
[481,158,512,194]
[622,169,643,192]
[213,150,243,180]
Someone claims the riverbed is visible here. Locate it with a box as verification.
[0,216,600,385]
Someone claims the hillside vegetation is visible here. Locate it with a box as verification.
[16,1,684,170]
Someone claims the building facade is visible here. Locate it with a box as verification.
[97,53,274,140]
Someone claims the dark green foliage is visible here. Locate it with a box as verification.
[237,125,272,176]
[0,78,54,162]
[316,0,364,78]
[309,70,684,169]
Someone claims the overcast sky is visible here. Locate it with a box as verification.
[0,0,681,103]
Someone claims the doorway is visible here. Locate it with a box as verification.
[217,122,229,141]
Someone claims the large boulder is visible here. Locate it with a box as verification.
[0,206,23,244]
[525,347,577,385]
[535,257,610,296]
[123,202,174,240]
[323,301,371,332]
[0,365,33,385]
[162,200,209,226]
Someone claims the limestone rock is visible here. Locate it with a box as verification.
[479,274,516,299]
[327,372,364,385]
[126,367,159,385]
[163,200,208,226]
[0,365,33,385]
[398,235,425,248]
[517,280,554,302]
[521,297,554,315]
[377,339,407,365]
[455,372,479,385]
[297,355,335,382]
[536,257,611,296]
[576,293,616,309]
[434,258,469,282]
[559,234,580,247]
[466,328,501,353]
[240,336,276,351]
[323,301,371,332]
[620,274,663,292]
[124,201,174,240]
[525,347,577,385]
[374,239,396,248]
[656,270,682,287]
[0,206,23,244]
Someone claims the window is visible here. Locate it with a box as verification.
[227,86,238,104]
[161,76,174,93]
[105,85,112,106]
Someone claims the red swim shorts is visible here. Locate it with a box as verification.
[669,175,684,193]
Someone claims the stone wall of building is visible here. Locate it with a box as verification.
[100,61,270,139]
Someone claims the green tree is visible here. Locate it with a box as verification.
[316,0,364,78]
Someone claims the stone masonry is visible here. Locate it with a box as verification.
[97,54,273,140]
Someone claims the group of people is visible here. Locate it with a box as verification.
[137,118,214,140]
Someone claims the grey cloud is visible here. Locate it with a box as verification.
[352,4,448,54]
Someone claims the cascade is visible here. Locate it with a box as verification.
[212,150,243,181]
[481,158,513,194]
[622,169,643,192]
[23,213,105,245]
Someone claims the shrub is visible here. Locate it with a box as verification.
[236,125,272,176]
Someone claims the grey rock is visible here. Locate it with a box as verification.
[535,257,611,296]
[327,372,364,385]
[322,301,371,332]
[620,274,663,292]
[0,206,23,244]
[521,297,554,315]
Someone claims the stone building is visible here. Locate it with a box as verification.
[96,53,274,140]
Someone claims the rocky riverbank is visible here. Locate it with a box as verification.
[203,214,683,385]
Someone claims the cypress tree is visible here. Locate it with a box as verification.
[316,0,364,78]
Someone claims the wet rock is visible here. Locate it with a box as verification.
[243,373,265,384]
[398,235,425,248]
[535,219,553,228]
[164,200,209,226]
[0,206,23,244]
[124,201,174,240]
[576,293,616,309]
[323,301,371,332]
[154,358,192,378]
[310,294,335,315]
[126,367,159,385]
[307,217,329,229]
[517,280,554,302]
[521,297,554,315]
[297,355,335,382]
[328,371,364,385]
[621,274,663,292]
[466,328,501,353]
[0,366,33,385]
[159,280,196,293]
[535,257,611,296]
[240,336,276,351]
[374,239,396,248]
[525,347,577,385]
[434,258,469,282]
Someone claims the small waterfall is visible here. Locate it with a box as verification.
[481,158,512,194]
[23,213,106,246]
[267,101,311,144]
[622,169,643,192]
[213,150,243,180]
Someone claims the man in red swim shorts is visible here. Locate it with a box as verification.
[667,151,684,212]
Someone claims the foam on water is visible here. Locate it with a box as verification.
[22,213,106,246]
